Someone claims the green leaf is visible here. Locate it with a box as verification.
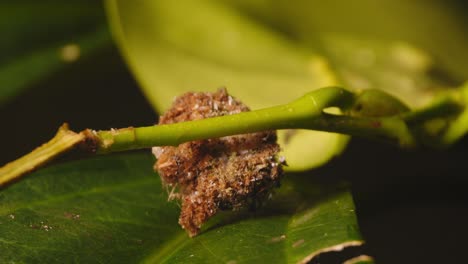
[230,0,468,148]
[226,0,468,79]
[0,1,111,105]
[0,152,363,263]
[105,0,468,170]
[105,0,349,171]
[321,36,454,107]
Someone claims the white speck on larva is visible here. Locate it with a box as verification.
[8,214,14,220]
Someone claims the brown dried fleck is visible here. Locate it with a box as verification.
[153,88,283,237]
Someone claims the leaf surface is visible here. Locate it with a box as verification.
[0,153,362,263]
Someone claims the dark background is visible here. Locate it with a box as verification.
[1,2,468,263]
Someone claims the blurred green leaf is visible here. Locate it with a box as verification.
[322,35,457,107]
[106,0,467,170]
[106,0,349,171]
[0,152,362,263]
[0,1,111,105]
[443,82,468,145]
[226,0,468,79]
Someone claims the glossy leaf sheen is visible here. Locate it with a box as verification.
[0,153,362,263]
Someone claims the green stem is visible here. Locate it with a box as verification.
[94,87,356,153]
[0,124,84,187]
[303,114,416,146]
[402,94,464,124]
[92,86,464,153]
[1,86,465,187]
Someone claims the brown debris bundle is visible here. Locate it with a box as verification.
[152,88,283,237]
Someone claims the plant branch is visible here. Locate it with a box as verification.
[1,86,466,188]
[0,124,84,187]
[93,87,356,153]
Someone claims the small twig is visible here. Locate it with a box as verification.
[0,85,466,188]
[0,124,84,187]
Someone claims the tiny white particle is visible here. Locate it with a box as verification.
[279,156,286,163]
[152,147,164,158]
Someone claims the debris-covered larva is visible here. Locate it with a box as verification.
[153,88,284,237]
